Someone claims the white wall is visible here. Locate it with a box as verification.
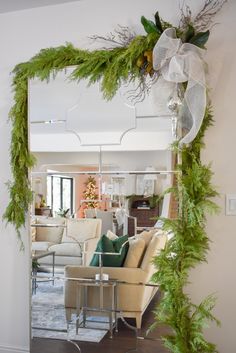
[34,151,170,170]
[0,0,235,352]
[186,1,236,352]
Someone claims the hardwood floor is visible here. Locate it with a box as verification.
[31,292,170,353]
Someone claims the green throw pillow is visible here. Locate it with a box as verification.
[89,234,113,266]
[90,234,129,267]
[112,235,129,266]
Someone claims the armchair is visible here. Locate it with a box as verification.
[64,231,166,328]
[31,217,102,267]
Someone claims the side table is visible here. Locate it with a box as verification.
[31,250,55,294]
[75,278,118,338]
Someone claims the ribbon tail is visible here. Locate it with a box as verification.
[180,80,206,145]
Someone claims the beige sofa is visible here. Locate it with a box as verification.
[64,231,166,328]
[32,217,102,266]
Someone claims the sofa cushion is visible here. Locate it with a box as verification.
[35,217,65,243]
[106,230,118,240]
[48,243,82,257]
[124,238,145,268]
[62,218,98,243]
[135,230,154,247]
[90,234,129,267]
[141,234,166,272]
[32,241,55,251]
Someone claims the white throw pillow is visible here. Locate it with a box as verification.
[62,218,98,243]
[106,230,118,240]
[124,238,145,268]
[36,217,65,243]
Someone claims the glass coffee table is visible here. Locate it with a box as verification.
[31,250,55,294]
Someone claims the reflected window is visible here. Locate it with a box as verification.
[47,176,74,216]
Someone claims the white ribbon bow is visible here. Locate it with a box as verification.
[153,28,206,144]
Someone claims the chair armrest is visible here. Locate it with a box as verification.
[64,266,150,310]
[62,237,99,265]
[81,238,99,266]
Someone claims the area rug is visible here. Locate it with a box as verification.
[32,277,108,342]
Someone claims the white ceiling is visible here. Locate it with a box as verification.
[0,0,81,14]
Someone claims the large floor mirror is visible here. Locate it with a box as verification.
[29,68,178,352]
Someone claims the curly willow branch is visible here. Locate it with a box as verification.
[179,0,227,31]
[89,25,136,49]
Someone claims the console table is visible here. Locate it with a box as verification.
[128,207,158,235]
[128,196,159,235]
[35,207,52,216]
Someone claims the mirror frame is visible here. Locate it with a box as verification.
[4,7,220,352]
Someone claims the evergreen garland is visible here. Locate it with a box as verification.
[4,3,225,351]
[152,106,220,353]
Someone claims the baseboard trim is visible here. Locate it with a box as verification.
[0,344,29,353]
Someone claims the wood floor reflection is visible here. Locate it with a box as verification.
[31,292,170,353]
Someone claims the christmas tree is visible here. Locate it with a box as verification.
[83,176,98,209]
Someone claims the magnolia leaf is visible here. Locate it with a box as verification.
[154,11,163,33]
[141,16,158,34]
[189,30,210,48]
[182,24,195,43]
